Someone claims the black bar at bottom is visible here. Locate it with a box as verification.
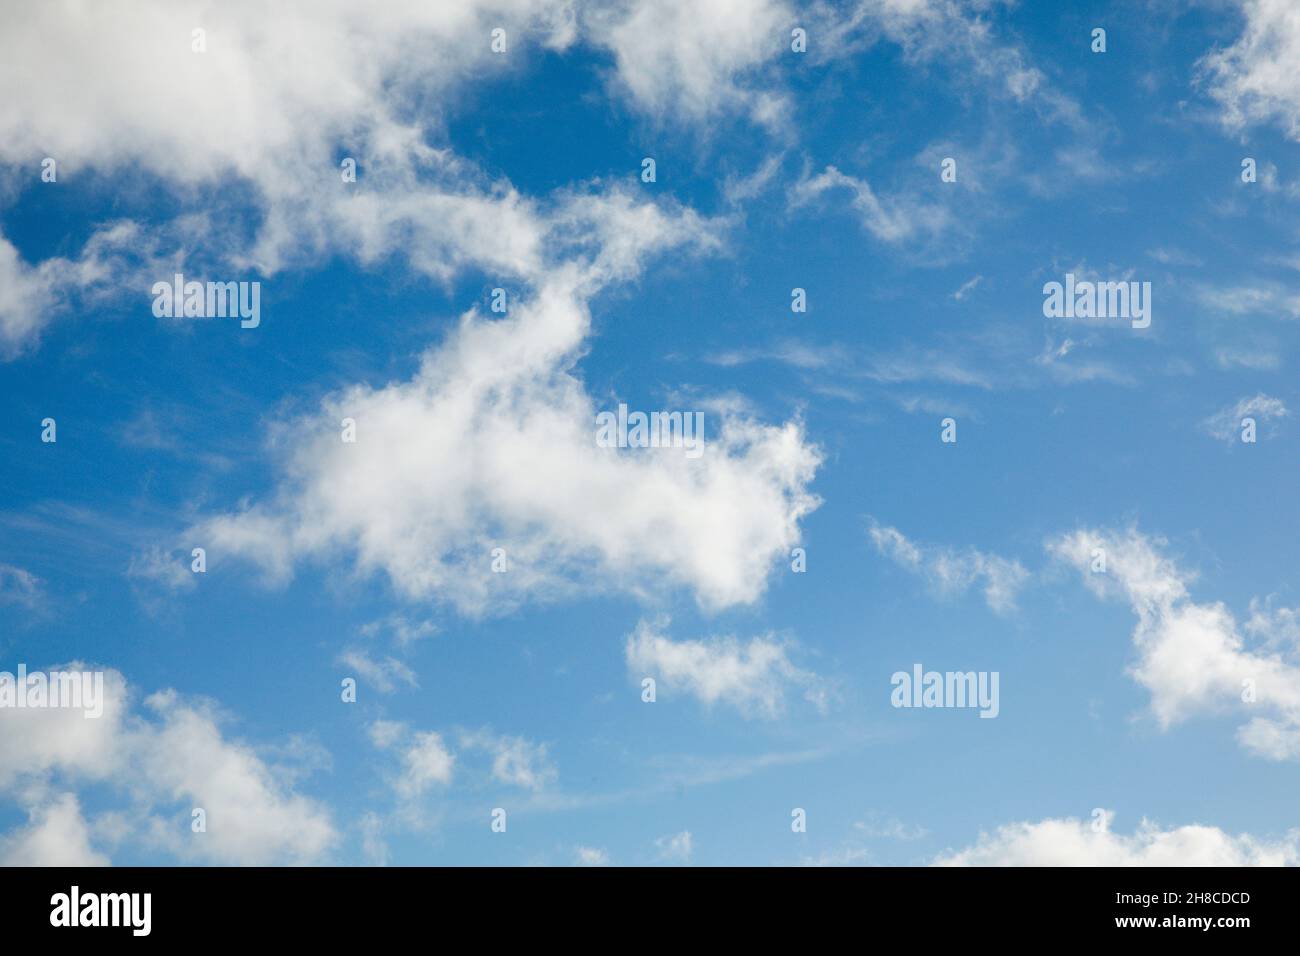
[0,866,1284,942]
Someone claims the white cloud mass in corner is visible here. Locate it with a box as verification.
[0,666,336,865]
[868,521,1029,613]
[624,619,828,718]
[1048,527,1300,761]
[1200,0,1300,142]
[935,812,1300,866]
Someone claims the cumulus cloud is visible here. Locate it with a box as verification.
[1049,527,1300,760]
[5,3,825,619]
[1202,393,1289,443]
[587,0,793,125]
[0,666,336,865]
[1201,0,1300,141]
[189,263,821,615]
[369,722,456,800]
[0,1,741,350]
[936,812,1300,866]
[624,619,827,718]
[0,793,110,867]
[868,521,1029,613]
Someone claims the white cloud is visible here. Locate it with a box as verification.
[868,521,1028,613]
[371,722,556,805]
[189,260,821,615]
[1194,282,1300,320]
[624,619,827,718]
[397,733,457,798]
[0,563,44,610]
[336,648,418,695]
[587,0,793,125]
[360,615,440,648]
[0,666,337,864]
[370,722,456,799]
[811,0,1082,125]
[1213,345,1281,371]
[854,814,928,840]
[135,690,337,864]
[1049,528,1300,760]
[654,830,694,862]
[573,845,611,866]
[0,793,110,867]
[800,845,872,867]
[0,1,738,351]
[1202,393,1289,442]
[359,811,389,867]
[936,812,1300,866]
[789,164,951,244]
[952,275,983,300]
[0,223,145,357]
[458,729,557,791]
[1201,0,1300,141]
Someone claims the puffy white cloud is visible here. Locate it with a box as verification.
[0,666,337,865]
[936,812,1300,866]
[624,619,827,718]
[190,260,821,614]
[1049,528,1300,760]
[0,0,578,184]
[0,667,130,790]
[396,733,457,798]
[135,691,337,865]
[869,521,1028,613]
[587,0,793,125]
[1201,0,1300,141]
[1202,393,1289,443]
[0,1,724,349]
[370,722,456,799]
[0,793,110,867]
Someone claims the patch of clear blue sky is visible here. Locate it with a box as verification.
[1,2,1298,864]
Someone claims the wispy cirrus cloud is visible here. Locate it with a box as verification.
[868,521,1029,614]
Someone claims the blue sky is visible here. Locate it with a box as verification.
[1,0,1299,866]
